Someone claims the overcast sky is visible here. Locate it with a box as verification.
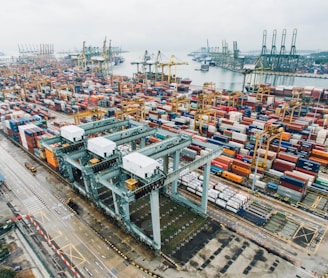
[1,0,327,56]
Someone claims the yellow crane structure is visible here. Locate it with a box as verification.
[22,81,42,100]
[55,84,76,101]
[252,125,284,169]
[0,89,22,100]
[38,78,54,91]
[203,82,216,93]
[115,98,146,121]
[158,55,188,83]
[278,88,303,123]
[194,108,217,135]
[227,91,245,108]
[170,94,190,113]
[256,87,271,104]
[73,108,107,125]
[118,81,135,95]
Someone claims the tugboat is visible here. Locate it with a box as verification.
[200,62,209,72]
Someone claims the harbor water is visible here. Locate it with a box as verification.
[112,51,328,91]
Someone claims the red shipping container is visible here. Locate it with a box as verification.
[211,161,229,171]
[277,152,299,163]
[279,181,304,193]
[295,167,318,178]
[235,154,243,160]
[232,159,252,170]
[284,171,309,184]
[272,159,295,172]
[214,155,234,164]
[270,144,287,153]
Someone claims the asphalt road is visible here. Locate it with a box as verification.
[0,135,155,278]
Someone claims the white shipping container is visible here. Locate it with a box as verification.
[227,200,241,209]
[229,141,244,149]
[208,188,220,199]
[255,180,267,189]
[19,123,38,150]
[249,173,263,180]
[292,170,314,186]
[229,197,244,206]
[219,193,231,201]
[232,132,247,142]
[196,191,202,197]
[239,148,249,155]
[268,169,284,178]
[208,196,216,203]
[226,206,239,214]
[234,194,249,204]
[187,187,196,194]
[215,199,227,208]
[215,183,228,191]
[253,120,266,130]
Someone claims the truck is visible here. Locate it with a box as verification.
[24,162,37,176]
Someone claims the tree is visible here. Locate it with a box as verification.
[0,267,16,278]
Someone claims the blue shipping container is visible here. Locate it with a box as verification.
[296,158,320,173]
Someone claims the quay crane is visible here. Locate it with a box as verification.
[158,55,188,84]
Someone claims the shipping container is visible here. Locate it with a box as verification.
[296,158,321,173]
[221,171,243,184]
[237,208,266,226]
[267,182,278,190]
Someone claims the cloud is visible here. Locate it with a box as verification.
[0,0,327,55]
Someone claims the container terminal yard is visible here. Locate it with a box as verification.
[0,52,328,278]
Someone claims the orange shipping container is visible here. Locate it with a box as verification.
[221,171,243,183]
[311,149,328,159]
[308,156,328,167]
[281,132,291,141]
[214,155,234,164]
[231,165,251,175]
[223,148,236,156]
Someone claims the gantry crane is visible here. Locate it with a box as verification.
[22,81,42,100]
[194,108,217,135]
[203,82,216,94]
[170,94,190,113]
[252,124,284,169]
[279,88,303,123]
[227,91,245,108]
[115,98,146,121]
[73,108,107,125]
[118,81,135,95]
[158,55,188,83]
[55,84,76,101]
[256,87,271,104]
[0,89,21,100]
